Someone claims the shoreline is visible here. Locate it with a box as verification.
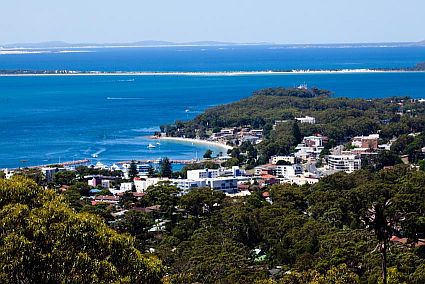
[0,69,424,77]
[154,136,233,151]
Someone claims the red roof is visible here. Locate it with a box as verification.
[261,174,276,179]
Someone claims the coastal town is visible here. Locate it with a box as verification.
[2,76,425,283]
[3,115,424,208]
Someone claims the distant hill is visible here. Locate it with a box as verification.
[2,40,425,49]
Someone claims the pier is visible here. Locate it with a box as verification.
[117,159,200,165]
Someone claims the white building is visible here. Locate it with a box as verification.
[133,177,169,193]
[295,116,316,124]
[281,176,319,186]
[119,182,133,192]
[270,155,296,165]
[187,168,219,180]
[276,164,303,178]
[294,144,324,161]
[327,155,361,173]
[302,135,326,147]
[205,177,238,193]
[170,179,207,193]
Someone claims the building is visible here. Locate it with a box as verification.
[294,144,324,161]
[295,116,316,124]
[205,177,238,193]
[41,167,66,182]
[187,168,219,180]
[281,176,319,186]
[170,179,207,193]
[119,182,133,192]
[136,164,151,176]
[327,155,361,173]
[270,155,296,165]
[101,180,111,189]
[133,177,170,193]
[352,134,379,150]
[88,176,102,187]
[276,164,303,178]
[302,135,327,147]
[92,195,119,205]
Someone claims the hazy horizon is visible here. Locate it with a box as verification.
[1,0,424,45]
[2,39,424,48]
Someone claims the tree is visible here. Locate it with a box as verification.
[145,182,180,219]
[114,210,153,250]
[160,157,172,178]
[203,149,213,159]
[0,176,163,283]
[180,187,225,218]
[129,160,138,180]
[292,121,302,144]
[148,166,157,177]
[53,170,76,186]
[365,200,393,284]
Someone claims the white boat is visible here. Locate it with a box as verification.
[147,143,156,149]
[92,154,98,158]
[156,142,161,145]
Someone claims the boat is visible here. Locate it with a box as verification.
[156,142,161,145]
[297,83,308,90]
[92,154,98,158]
[147,143,156,149]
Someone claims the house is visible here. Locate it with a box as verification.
[327,155,361,173]
[352,134,379,149]
[88,176,102,187]
[119,182,133,192]
[281,176,319,186]
[295,116,316,124]
[270,155,296,165]
[302,135,327,147]
[92,195,120,205]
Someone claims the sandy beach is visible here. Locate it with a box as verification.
[0,69,422,77]
[155,136,233,151]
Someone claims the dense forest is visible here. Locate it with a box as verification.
[1,166,424,283]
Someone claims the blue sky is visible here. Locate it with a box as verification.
[1,0,424,44]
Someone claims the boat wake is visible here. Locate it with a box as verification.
[106,97,144,100]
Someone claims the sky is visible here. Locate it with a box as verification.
[1,0,424,45]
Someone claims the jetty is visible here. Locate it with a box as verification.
[117,159,199,165]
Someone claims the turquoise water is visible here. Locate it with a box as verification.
[0,46,425,168]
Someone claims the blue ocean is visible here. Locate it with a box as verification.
[0,45,425,168]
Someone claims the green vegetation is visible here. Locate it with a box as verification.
[2,165,424,283]
[128,166,424,283]
[0,176,163,283]
[160,157,173,178]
